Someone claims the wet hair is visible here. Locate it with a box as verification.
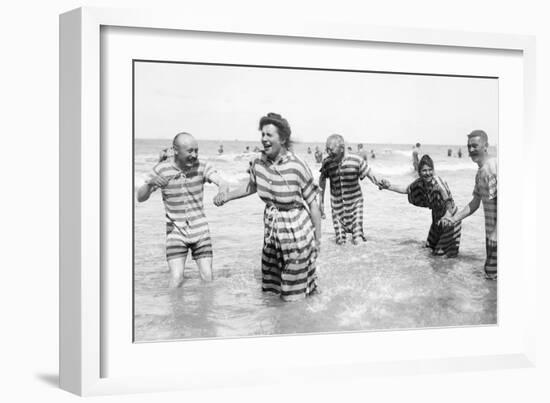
[467,129,489,145]
[418,154,434,174]
[259,112,292,149]
[415,142,421,147]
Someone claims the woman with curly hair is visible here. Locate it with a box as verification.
[214,113,322,301]
[379,154,461,257]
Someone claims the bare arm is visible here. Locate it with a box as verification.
[307,198,322,250]
[136,175,168,202]
[136,183,155,202]
[452,196,481,223]
[365,169,381,187]
[385,182,408,194]
[318,173,327,218]
[214,180,257,206]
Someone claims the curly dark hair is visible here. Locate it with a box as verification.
[258,112,292,149]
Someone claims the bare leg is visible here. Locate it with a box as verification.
[167,258,186,288]
[195,257,213,281]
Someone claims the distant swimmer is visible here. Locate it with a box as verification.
[319,134,381,245]
[457,148,462,158]
[307,146,312,154]
[314,146,323,163]
[218,144,224,154]
[136,132,229,287]
[370,149,376,159]
[244,146,250,153]
[412,142,422,173]
[447,148,452,157]
[357,143,369,161]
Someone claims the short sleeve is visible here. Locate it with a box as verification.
[407,178,429,208]
[203,162,218,184]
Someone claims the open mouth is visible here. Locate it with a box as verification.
[262,144,272,152]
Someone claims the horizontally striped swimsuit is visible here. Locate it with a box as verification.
[150,160,219,261]
[407,176,461,257]
[320,153,369,243]
[473,157,497,277]
[249,152,319,301]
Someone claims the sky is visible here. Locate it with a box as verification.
[134,61,498,146]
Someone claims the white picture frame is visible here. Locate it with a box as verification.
[59,6,537,396]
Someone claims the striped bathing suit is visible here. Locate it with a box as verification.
[473,157,497,277]
[407,176,461,257]
[249,152,319,301]
[149,160,219,261]
[320,153,369,243]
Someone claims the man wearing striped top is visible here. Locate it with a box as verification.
[137,132,228,287]
[446,130,497,280]
[319,134,380,245]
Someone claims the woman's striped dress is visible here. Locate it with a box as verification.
[473,157,497,277]
[407,176,461,257]
[249,152,319,301]
[320,153,369,243]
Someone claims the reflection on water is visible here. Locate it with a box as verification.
[134,141,497,342]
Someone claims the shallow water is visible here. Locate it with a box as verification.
[134,140,497,341]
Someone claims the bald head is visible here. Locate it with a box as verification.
[325,134,345,161]
[172,132,199,167]
[173,132,196,148]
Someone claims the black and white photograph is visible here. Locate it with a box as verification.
[133,60,498,342]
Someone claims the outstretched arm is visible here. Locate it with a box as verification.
[365,169,381,187]
[380,179,408,194]
[214,180,257,206]
[451,196,481,223]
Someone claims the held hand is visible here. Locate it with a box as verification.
[313,239,321,254]
[147,175,169,189]
[213,192,227,207]
[378,178,391,190]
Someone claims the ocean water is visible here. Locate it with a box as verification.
[134,139,497,341]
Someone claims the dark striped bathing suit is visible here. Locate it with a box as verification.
[249,152,319,301]
[320,153,369,243]
[473,157,497,277]
[149,160,219,261]
[407,176,462,257]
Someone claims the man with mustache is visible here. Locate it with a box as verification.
[444,130,497,279]
[137,132,228,287]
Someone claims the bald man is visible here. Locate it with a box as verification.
[319,134,380,245]
[137,132,228,287]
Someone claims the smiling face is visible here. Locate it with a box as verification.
[261,123,284,160]
[325,138,345,162]
[419,164,434,183]
[467,135,488,165]
[173,134,199,168]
